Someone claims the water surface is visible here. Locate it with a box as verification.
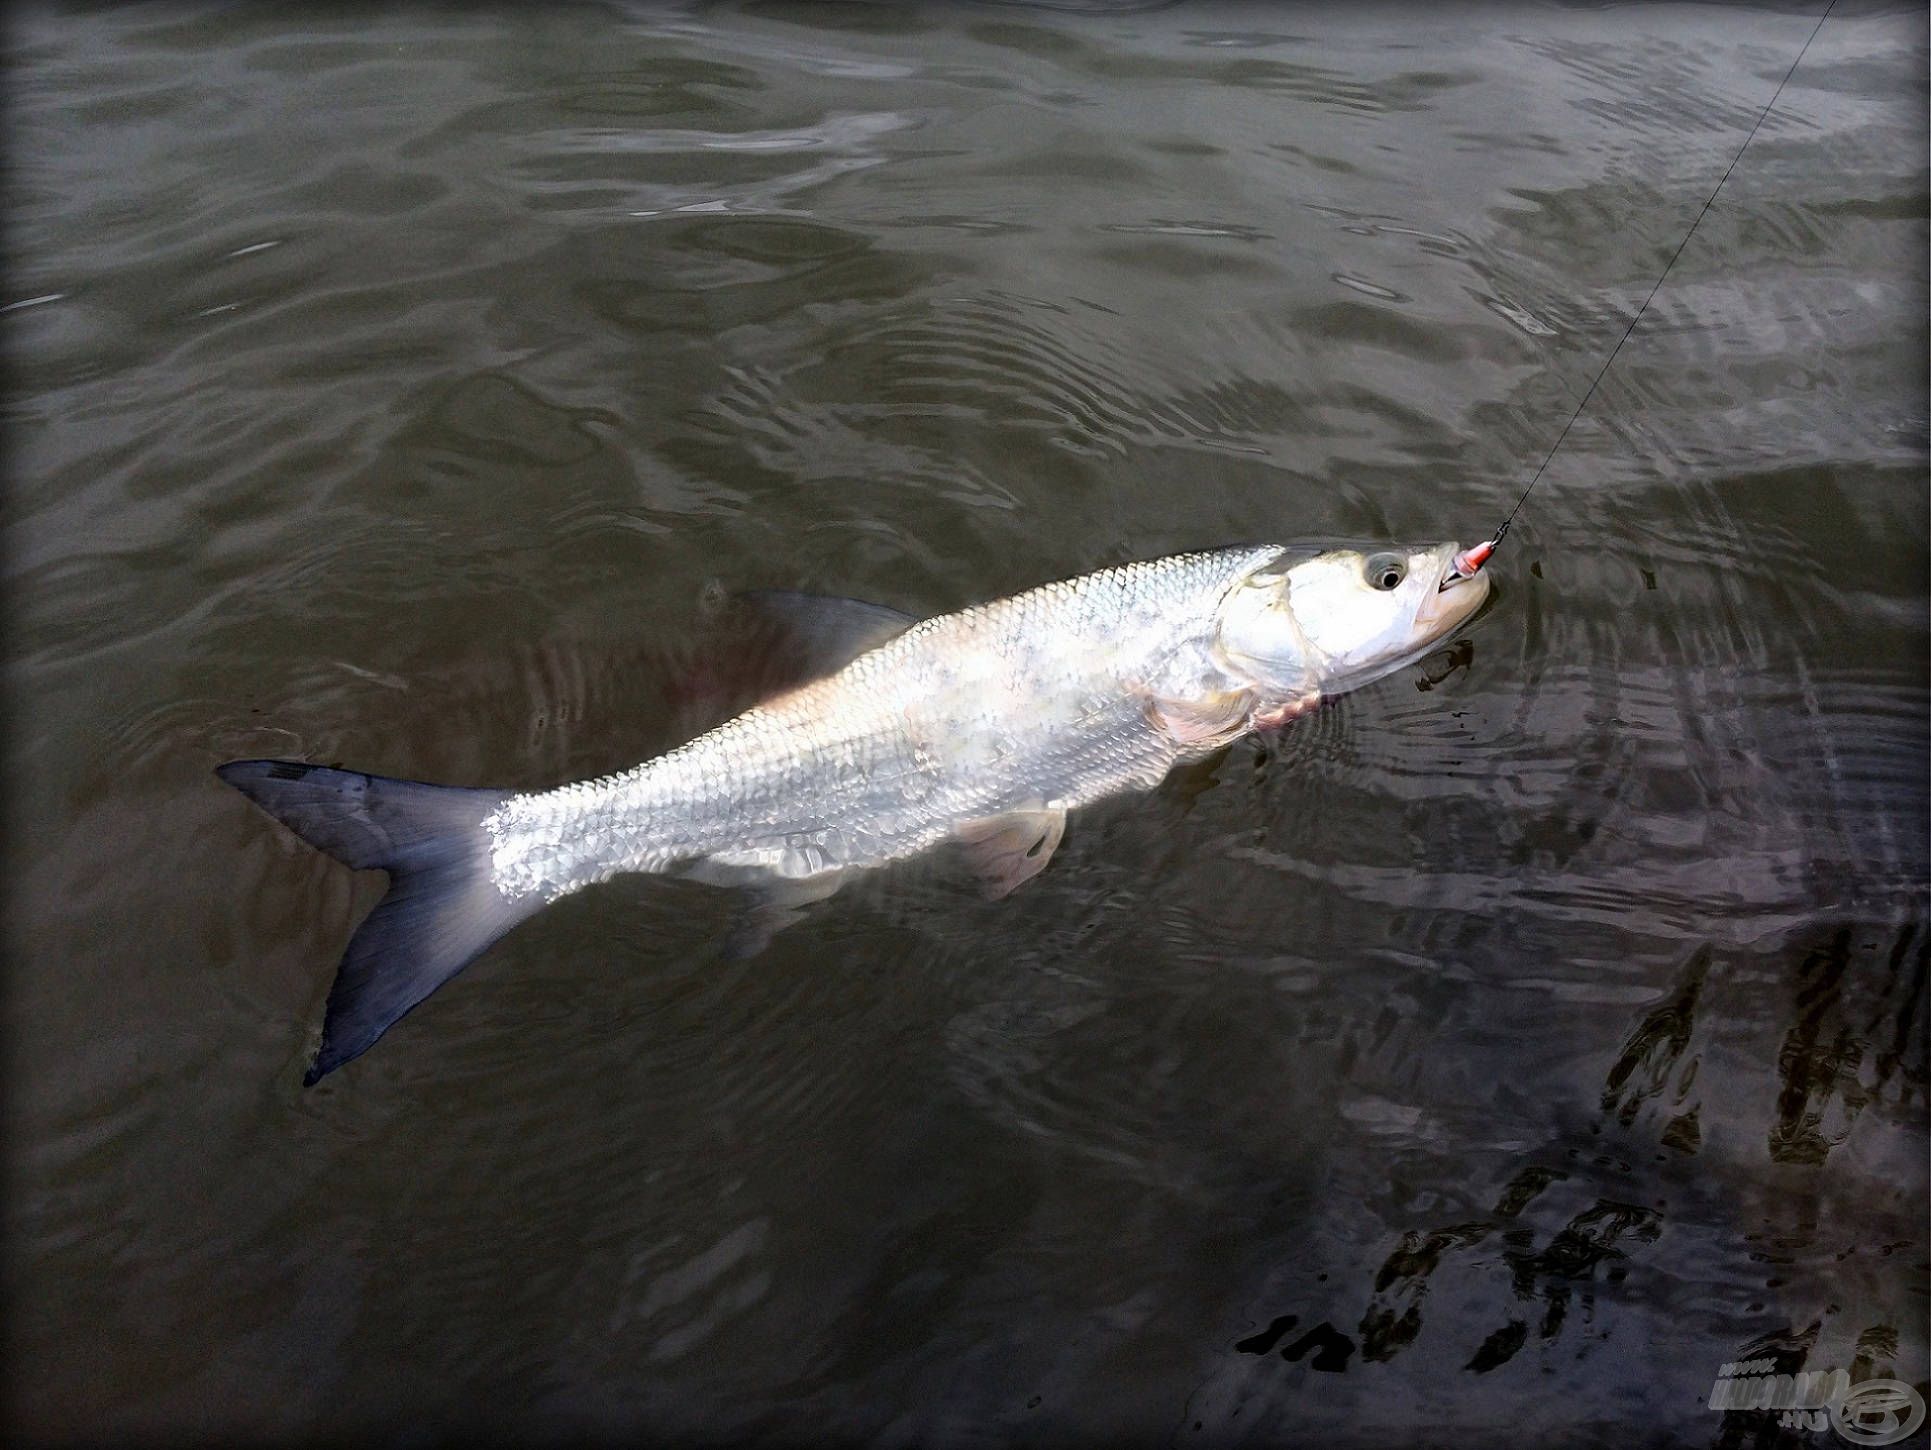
[6,3,1927,1445]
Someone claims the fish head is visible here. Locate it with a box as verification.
[1218,540,1492,695]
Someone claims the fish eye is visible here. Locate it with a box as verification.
[1365,553,1406,591]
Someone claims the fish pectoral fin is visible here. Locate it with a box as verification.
[955,808,1067,901]
[1142,689,1256,749]
[723,871,849,960]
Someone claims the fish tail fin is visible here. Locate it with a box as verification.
[216,758,539,1084]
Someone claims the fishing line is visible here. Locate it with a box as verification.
[1488,0,1837,553]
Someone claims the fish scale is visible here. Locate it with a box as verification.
[480,545,1280,899]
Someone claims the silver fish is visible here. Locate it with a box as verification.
[220,538,1493,1082]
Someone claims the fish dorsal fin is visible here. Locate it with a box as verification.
[666,590,919,737]
[733,590,917,681]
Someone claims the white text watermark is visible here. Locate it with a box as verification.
[1708,1360,1925,1446]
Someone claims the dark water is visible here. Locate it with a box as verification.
[7,3,1927,1445]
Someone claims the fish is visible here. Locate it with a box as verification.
[219,537,1495,1083]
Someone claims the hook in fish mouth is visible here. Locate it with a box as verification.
[1439,539,1495,591]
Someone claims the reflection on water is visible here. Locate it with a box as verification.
[5,2,1926,1445]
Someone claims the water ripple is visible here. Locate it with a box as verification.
[6,4,1925,1444]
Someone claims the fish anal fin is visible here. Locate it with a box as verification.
[722,871,848,959]
[956,807,1067,900]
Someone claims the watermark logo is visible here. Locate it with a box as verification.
[1834,1380,1928,1447]
[1708,1359,1926,1446]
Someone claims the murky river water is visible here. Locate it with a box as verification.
[7,4,1926,1446]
